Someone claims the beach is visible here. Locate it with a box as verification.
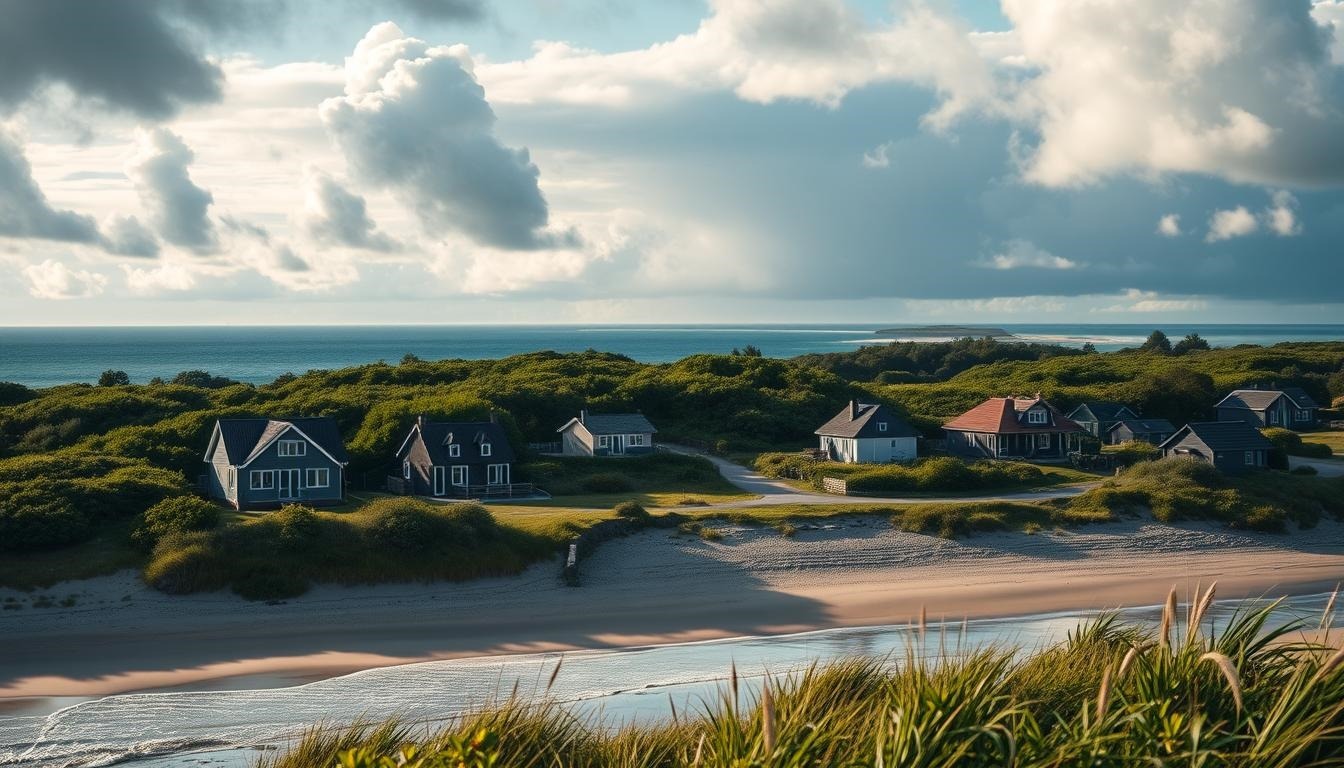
[3,516,1343,703]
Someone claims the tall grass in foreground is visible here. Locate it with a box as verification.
[260,586,1344,767]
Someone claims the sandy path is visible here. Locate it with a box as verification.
[3,516,1343,700]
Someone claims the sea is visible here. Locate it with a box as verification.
[1,324,1342,388]
[0,593,1337,768]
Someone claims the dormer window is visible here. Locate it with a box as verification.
[449,444,461,458]
[1026,410,1048,425]
[278,440,306,457]
[878,422,888,432]
[480,442,492,457]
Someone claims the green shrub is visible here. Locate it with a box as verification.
[143,533,228,594]
[132,496,220,548]
[1291,465,1319,476]
[1235,505,1287,533]
[612,500,650,521]
[1105,440,1161,466]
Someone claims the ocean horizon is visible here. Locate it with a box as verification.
[1,323,1342,389]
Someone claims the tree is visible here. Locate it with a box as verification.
[97,370,130,387]
[742,344,763,358]
[1080,342,1097,354]
[1172,333,1210,355]
[1122,367,1215,423]
[1140,330,1173,354]
[171,370,236,389]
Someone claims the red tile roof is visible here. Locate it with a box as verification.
[943,396,1084,434]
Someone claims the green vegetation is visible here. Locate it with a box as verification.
[1263,426,1336,459]
[1302,429,1344,457]
[754,453,1094,494]
[1101,439,1162,465]
[264,594,1344,767]
[520,453,747,506]
[131,495,222,549]
[144,500,554,600]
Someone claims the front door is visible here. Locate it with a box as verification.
[609,435,625,455]
[432,466,446,496]
[278,468,300,500]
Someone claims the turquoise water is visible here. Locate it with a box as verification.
[1,324,1341,388]
[0,593,1337,768]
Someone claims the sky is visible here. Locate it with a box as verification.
[1,0,1344,326]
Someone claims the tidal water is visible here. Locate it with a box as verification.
[1,324,1341,388]
[0,593,1336,768]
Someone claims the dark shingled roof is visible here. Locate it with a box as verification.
[563,413,657,435]
[214,417,349,464]
[1107,418,1176,436]
[415,421,516,465]
[1216,389,1287,411]
[1281,387,1321,410]
[1069,402,1134,422]
[1163,421,1275,452]
[815,401,919,439]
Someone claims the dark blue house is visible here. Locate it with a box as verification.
[204,417,349,511]
[394,416,517,497]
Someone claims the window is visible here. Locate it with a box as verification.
[480,442,492,457]
[277,440,306,457]
[305,468,329,488]
[1296,409,1311,421]
[1269,411,1281,425]
[891,440,899,448]
[451,465,468,486]
[598,436,610,448]
[228,468,236,493]
[250,470,275,490]
[878,422,888,432]
[1245,451,1254,465]
[629,434,644,446]
[403,461,411,479]
[448,444,461,458]
[1036,433,1051,448]
[488,464,509,485]
[1026,410,1048,425]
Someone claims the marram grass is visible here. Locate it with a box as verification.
[260,585,1344,767]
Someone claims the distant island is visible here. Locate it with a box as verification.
[874,325,1018,340]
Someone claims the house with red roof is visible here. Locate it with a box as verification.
[942,395,1085,461]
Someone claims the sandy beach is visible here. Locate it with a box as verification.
[3,516,1343,701]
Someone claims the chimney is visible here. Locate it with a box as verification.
[488,410,498,424]
[416,414,425,429]
[849,399,859,420]
[580,408,588,424]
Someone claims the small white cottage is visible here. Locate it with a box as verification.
[815,400,919,463]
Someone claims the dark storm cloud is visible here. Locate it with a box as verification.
[0,128,101,243]
[387,0,487,22]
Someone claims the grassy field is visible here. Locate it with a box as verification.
[262,595,1344,768]
[1302,429,1344,457]
[0,519,145,591]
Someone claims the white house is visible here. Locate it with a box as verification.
[815,400,919,463]
[556,410,658,457]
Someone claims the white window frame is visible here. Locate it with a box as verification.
[448,444,461,458]
[597,435,610,448]
[1027,410,1048,425]
[629,434,644,446]
[487,463,510,485]
[403,460,411,479]
[277,440,306,457]
[878,422,888,432]
[228,468,236,493]
[1245,450,1255,465]
[1036,433,1051,448]
[1296,409,1310,421]
[305,468,330,488]
[480,442,492,457]
[451,465,468,487]
[250,470,275,490]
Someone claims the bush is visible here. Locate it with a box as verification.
[613,500,650,522]
[143,533,228,594]
[579,473,633,493]
[1291,465,1319,476]
[132,496,221,549]
[1105,440,1161,466]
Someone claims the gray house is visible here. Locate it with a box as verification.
[1066,402,1139,439]
[204,417,348,511]
[394,416,516,497]
[1159,422,1274,473]
[1216,388,1320,430]
[1106,418,1177,446]
[557,410,657,456]
[815,400,919,463]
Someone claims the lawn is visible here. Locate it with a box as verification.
[520,452,751,504]
[1302,429,1344,457]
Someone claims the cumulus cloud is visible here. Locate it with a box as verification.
[1206,206,1259,242]
[0,0,226,119]
[862,142,892,169]
[1264,189,1302,236]
[1097,289,1208,313]
[22,259,107,299]
[127,128,217,253]
[0,128,102,243]
[302,172,398,251]
[982,240,1077,270]
[321,23,570,250]
[101,215,160,257]
[1002,0,1344,187]
[1157,214,1182,237]
[121,260,196,294]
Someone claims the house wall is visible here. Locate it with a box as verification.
[820,435,917,463]
[944,430,994,458]
[205,439,237,508]
[560,422,595,456]
[1163,435,1266,473]
[239,438,344,510]
[592,433,655,456]
[398,434,434,495]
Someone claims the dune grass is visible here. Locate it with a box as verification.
[259,588,1344,768]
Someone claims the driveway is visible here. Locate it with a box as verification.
[664,445,1096,508]
[1289,456,1344,477]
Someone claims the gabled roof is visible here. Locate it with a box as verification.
[1107,418,1176,436]
[1216,389,1287,412]
[815,401,920,439]
[943,396,1084,435]
[1281,387,1321,410]
[403,420,516,465]
[1160,421,1275,452]
[558,412,657,435]
[209,417,349,466]
[1067,402,1136,422]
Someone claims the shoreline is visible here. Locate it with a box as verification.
[3,516,1344,705]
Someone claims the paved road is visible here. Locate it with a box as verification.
[664,445,1096,508]
[1289,456,1344,477]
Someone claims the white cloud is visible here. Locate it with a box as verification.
[302,170,398,251]
[23,259,107,299]
[982,239,1077,270]
[126,128,217,253]
[1157,213,1182,237]
[101,215,159,257]
[121,261,196,295]
[1206,206,1258,242]
[1313,1,1344,64]
[1095,288,1208,313]
[861,142,892,169]
[1264,189,1302,236]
